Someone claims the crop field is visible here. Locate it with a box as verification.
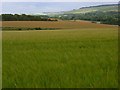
[2,21,116,29]
[2,21,118,88]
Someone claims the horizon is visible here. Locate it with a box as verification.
[1,2,118,14]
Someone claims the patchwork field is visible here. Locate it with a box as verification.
[2,21,118,88]
[2,21,116,29]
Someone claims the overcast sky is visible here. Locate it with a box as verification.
[2,0,120,2]
[1,2,119,14]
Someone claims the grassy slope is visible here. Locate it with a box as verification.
[3,28,118,88]
[64,5,118,14]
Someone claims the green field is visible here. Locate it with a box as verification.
[2,27,118,88]
[64,4,118,14]
[0,31,2,89]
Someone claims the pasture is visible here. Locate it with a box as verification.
[2,21,118,88]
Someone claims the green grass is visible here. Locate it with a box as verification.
[64,5,118,14]
[0,31,2,89]
[2,27,61,31]
[2,28,118,88]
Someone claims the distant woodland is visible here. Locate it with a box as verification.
[55,11,119,25]
[0,11,119,25]
[1,14,51,21]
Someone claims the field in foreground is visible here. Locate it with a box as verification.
[2,26,118,88]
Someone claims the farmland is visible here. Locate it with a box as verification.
[2,21,116,29]
[2,21,118,88]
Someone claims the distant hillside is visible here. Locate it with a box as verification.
[63,4,118,14]
[34,4,118,16]
[52,4,119,25]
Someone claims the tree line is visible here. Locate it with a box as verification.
[0,12,119,25]
[0,14,50,21]
[56,11,119,25]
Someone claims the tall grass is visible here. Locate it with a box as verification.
[0,46,1,89]
[2,28,118,88]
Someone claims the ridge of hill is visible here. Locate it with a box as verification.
[63,4,118,14]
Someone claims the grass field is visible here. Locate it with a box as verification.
[2,21,118,88]
[0,30,2,89]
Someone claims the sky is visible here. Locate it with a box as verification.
[1,2,119,14]
[1,0,120,2]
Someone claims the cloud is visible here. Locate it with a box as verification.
[2,0,119,2]
[1,2,118,14]
[2,2,70,14]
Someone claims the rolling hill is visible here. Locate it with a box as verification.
[51,4,118,25]
[63,4,118,14]
[45,4,118,16]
